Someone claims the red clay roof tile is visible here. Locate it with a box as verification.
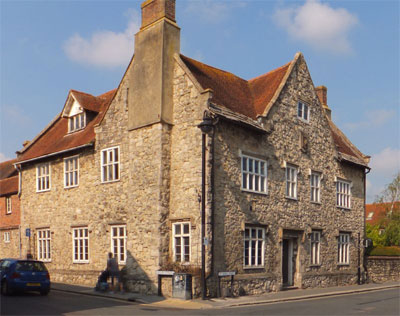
[0,159,18,180]
[0,176,18,196]
[17,89,116,163]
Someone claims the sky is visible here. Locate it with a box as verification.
[1,0,399,202]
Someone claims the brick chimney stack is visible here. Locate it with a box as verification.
[141,0,176,29]
[315,86,332,119]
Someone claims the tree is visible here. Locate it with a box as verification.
[367,173,400,247]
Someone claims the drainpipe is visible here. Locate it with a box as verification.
[14,163,23,258]
[206,116,218,291]
[362,167,371,284]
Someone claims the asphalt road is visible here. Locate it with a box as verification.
[1,288,399,315]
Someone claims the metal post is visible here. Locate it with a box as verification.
[201,132,207,300]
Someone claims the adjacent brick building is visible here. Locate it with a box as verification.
[0,159,21,258]
[13,0,370,296]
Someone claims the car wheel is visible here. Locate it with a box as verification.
[1,281,11,296]
[40,289,50,296]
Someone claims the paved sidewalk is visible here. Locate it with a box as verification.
[51,281,399,310]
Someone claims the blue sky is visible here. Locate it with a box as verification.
[1,0,399,202]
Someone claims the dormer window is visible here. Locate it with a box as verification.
[69,112,86,132]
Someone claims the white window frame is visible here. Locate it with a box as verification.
[286,165,298,199]
[297,101,310,122]
[64,156,79,188]
[310,172,321,203]
[69,112,86,133]
[310,231,321,265]
[72,227,89,263]
[6,196,12,214]
[101,146,120,183]
[110,225,127,264]
[244,226,265,268]
[173,222,191,263]
[37,229,51,262]
[4,232,10,243]
[336,178,351,209]
[338,233,350,265]
[241,155,268,194]
[36,163,51,192]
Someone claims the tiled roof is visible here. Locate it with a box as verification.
[71,90,103,113]
[0,176,18,196]
[180,54,368,166]
[17,89,116,163]
[366,202,400,226]
[0,159,18,180]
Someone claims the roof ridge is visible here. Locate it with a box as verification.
[70,89,96,97]
[180,54,247,82]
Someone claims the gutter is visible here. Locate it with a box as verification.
[14,142,94,166]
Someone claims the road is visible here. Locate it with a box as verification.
[1,288,399,315]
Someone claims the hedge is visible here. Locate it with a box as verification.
[368,246,400,256]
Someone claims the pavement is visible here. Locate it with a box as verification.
[51,281,400,310]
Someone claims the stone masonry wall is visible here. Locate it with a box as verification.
[211,55,365,296]
[366,256,400,283]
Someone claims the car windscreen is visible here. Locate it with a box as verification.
[15,261,47,272]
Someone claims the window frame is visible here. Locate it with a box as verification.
[338,233,350,265]
[4,232,10,243]
[285,164,298,199]
[37,228,51,262]
[64,155,79,188]
[69,112,86,133]
[173,222,191,263]
[310,172,321,203]
[6,196,12,214]
[336,178,351,209]
[36,162,51,192]
[110,225,127,264]
[310,230,321,266]
[241,154,268,194]
[101,146,120,183]
[72,227,89,263]
[243,226,265,269]
[297,101,310,122]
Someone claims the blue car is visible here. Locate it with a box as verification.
[0,258,50,296]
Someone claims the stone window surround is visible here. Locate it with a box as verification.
[64,155,79,189]
[72,226,89,264]
[310,170,322,204]
[4,231,10,243]
[243,225,265,269]
[285,163,298,200]
[335,177,352,210]
[69,112,86,133]
[101,146,121,183]
[297,100,310,123]
[240,152,268,195]
[37,228,51,262]
[310,230,321,266]
[5,196,12,214]
[110,224,127,264]
[172,222,191,263]
[338,232,350,265]
[36,162,51,193]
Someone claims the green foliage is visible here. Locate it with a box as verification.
[384,219,400,246]
[366,223,385,247]
[369,246,400,256]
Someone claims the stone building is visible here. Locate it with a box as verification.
[0,159,21,258]
[14,0,369,296]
